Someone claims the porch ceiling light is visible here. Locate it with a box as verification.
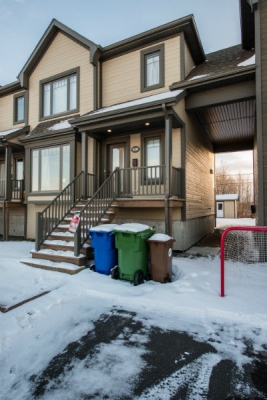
[107,129,112,133]
[145,122,150,126]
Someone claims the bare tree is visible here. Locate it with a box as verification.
[216,161,254,218]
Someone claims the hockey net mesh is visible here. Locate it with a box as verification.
[221,227,267,296]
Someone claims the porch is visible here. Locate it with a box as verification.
[29,164,184,272]
[0,179,25,240]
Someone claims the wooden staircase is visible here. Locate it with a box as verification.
[21,201,118,274]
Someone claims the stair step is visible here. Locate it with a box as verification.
[48,232,74,241]
[41,240,92,256]
[20,258,88,275]
[31,249,87,266]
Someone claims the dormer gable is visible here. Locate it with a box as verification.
[18,18,101,88]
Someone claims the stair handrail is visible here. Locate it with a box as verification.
[35,171,84,251]
[74,168,120,256]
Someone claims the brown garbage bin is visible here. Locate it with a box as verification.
[147,233,175,283]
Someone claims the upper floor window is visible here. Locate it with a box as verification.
[40,68,79,119]
[14,93,25,123]
[141,44,164,92]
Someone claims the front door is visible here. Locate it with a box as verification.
[108,143,128,195]
[217,202,224,218]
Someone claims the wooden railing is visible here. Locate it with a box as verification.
[113,165,183,197]
[74,169,120,256]
[0,179,25,201]
[11,179,25,200]
[34,166,183,256]
[35,172,95,251]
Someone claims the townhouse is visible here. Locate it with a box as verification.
[0,1,262,269]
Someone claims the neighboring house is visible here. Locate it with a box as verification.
[0,5,260,270]
[216,194,239,219]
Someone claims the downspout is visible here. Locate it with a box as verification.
[1,138,8,241]
[1,200,6,241]
[162,103,173,235]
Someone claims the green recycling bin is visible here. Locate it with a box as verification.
[113,223,155,285]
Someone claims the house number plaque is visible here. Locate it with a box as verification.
[131,146,140,153]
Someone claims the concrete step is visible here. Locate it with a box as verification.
[30,249,87,266]
[20,258,88,275]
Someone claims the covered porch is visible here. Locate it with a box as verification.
[71,89,186,235]
[0,127,28,239]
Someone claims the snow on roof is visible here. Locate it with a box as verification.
[188,74,210,81]
[114,223,153,233]
[147,233,174,242]
[0,127,22,137]
[89,224,118,233]
[84,90,183,118]
[47,120,72,131]
[216,194,239,201]
[237,55,255,67]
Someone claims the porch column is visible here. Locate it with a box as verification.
[165,113,173,197]
[81,132,88,199]
[5,145,12,201]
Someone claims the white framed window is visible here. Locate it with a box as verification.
[41,69,79,119]
[141,44,164,92]
[31,144,70,192]
[14,93,26,123]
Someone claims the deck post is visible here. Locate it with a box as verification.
[5,145,12,201]
[165,112,172,235]
[81,132,88,199]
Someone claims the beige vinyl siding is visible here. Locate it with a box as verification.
[0,91,25,131]
[27,203,46,239]
[184,41,195,78]
[102,36,181,107]
[88,137,94,174]
[28,32,94,128]
[130,134,141,167]
[172,128,182,167]
[174,99,214,219]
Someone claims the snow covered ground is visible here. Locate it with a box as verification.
[0,220,267,399]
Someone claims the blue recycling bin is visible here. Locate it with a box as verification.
[88,224,118,275]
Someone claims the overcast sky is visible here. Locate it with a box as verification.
[0,0,241,85]
[0,0,252,175]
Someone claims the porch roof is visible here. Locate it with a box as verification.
[20,115,79,142]
[71,90,185,138]
[0,126,29,141]
[171,45,256,153]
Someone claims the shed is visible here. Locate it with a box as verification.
[216,194,239,218]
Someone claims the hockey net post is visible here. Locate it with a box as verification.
[220,226,267,297]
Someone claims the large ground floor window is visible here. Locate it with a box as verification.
[31,144,70,192]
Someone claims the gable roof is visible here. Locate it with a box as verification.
[18,19,100,88]
[101,15,205,64]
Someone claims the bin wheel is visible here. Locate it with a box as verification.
[111,266,119,280]
[134,270,144,286]
[164,276,171,283]
[146,273,152,281]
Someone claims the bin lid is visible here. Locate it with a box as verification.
[113,223,153,233]
[147,233,175,242]
[89,224,118,233]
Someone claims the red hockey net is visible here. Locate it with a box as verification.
[220,226,267,297]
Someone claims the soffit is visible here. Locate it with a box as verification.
[194,99,255,152]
